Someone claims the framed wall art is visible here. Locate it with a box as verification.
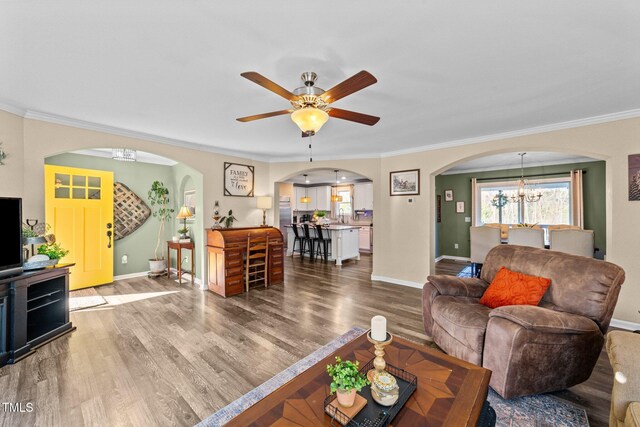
[183,189,196,220]
[224,162,254,197]
[444,189,454,201]
[456,201,465,213]
[629,154,640,201]
[390,169,420,196]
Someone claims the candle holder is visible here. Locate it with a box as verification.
[366,330,393,382]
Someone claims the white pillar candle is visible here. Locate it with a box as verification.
[371,315,387,341]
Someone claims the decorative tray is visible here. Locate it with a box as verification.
[23,259,58,271]
[324,359,417,427]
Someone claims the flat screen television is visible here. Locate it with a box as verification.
[0,197,23,279]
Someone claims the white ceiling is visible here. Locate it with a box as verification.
[444,152,597,174]
[71,148,178,166]
[2,1,639,162]
[285,169,369,185]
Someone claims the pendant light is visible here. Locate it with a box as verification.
[331,170,343,202]
[510,153,543,203]
[300,174,312,204]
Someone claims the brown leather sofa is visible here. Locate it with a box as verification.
[423,245,625,398]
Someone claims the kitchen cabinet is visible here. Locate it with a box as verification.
[353,182,374,210]
[358,226,372,252]
[314,186,331,211]
[294,187,308,211]
[294,186,331,211]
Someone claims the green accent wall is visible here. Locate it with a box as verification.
[435,161,606,259]
[45,153,179,277]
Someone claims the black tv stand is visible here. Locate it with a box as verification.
[0,266,75,367]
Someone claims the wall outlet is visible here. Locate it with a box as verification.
[121,255,128,264]
[454,243,459,249]
[465,217,471,223]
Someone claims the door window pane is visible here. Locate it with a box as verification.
[73,175,87,187]
[72,188,86,199]
[88,176,101,188]
[88,189,101,200]
[55,174,70,186]
[55,187,70,199]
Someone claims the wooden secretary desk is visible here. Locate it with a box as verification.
[206,227,284,297]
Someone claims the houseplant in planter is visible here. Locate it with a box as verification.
[219,209,237,228]
[148,181,174,274]
[326,356,369,408]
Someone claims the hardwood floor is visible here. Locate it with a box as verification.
[0,255,612,426]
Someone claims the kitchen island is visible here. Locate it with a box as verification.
[285,224,360,265]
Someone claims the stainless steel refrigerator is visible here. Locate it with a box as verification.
[279,196,292,245]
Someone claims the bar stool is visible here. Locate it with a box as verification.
[245,235,269,292]
[291,224,303,256]
[314,225,332,262]
[301,224,315,260]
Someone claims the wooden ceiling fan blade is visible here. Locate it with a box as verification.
[236,110,292,122]
[240,72,297,101]
[320,70,377,104]
[328,108,380,126]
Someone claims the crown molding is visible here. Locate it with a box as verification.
[441,156,597,175]
[2,101,639,163]
[380,108,640,158]
[17,108,271,162]
[0,101,27,117]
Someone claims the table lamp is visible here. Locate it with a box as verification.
[176,206,193,238]
[257,196,273,226]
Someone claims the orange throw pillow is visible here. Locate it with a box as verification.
[479,267,551,309]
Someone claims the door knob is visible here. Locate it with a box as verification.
[107,230,112,248]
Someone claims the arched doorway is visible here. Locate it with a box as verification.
[274,167,374,268]
[431,151,607,275]
[43,148,205,286]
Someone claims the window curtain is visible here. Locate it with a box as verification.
[470,178,478,226]
[570,170,584,228]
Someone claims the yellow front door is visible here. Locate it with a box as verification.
[45,165,114,290]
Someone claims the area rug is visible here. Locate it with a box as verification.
[197,327,589,427]
[69,287,108,312]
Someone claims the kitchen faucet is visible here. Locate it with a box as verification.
[339,208,345,223]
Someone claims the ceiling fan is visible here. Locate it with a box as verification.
[236,70,380,136]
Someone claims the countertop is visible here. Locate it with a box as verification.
[285,224,362,230]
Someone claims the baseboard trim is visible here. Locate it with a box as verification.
[610,318,640,331]
[370,275,423,289]
[113,271,148,281]
[436,255,471,262]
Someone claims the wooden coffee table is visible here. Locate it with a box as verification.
[227,331,491,426]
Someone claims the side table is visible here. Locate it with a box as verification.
[167,240,195,285]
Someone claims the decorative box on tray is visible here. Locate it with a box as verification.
[324,359,418,427]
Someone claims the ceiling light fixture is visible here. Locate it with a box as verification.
[112,148,137,162]
[331,170,343,202]
[300,174,312,204]
[291,107,329,136]
[510,153,543,203]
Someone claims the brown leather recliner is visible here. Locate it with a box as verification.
[423,245,625,399]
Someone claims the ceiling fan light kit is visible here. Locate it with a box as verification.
[291,108,329,134]
[237,70,380,137]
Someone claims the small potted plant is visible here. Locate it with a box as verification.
[148,181,175,274]
[219,209,237,228]
[326,356,369,408]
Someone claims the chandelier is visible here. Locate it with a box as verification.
[331,170,343,202]
[112,148,137,162]
[510,153,542,203]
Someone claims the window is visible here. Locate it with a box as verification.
[475,177,571,226]
[337,190,352,215]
